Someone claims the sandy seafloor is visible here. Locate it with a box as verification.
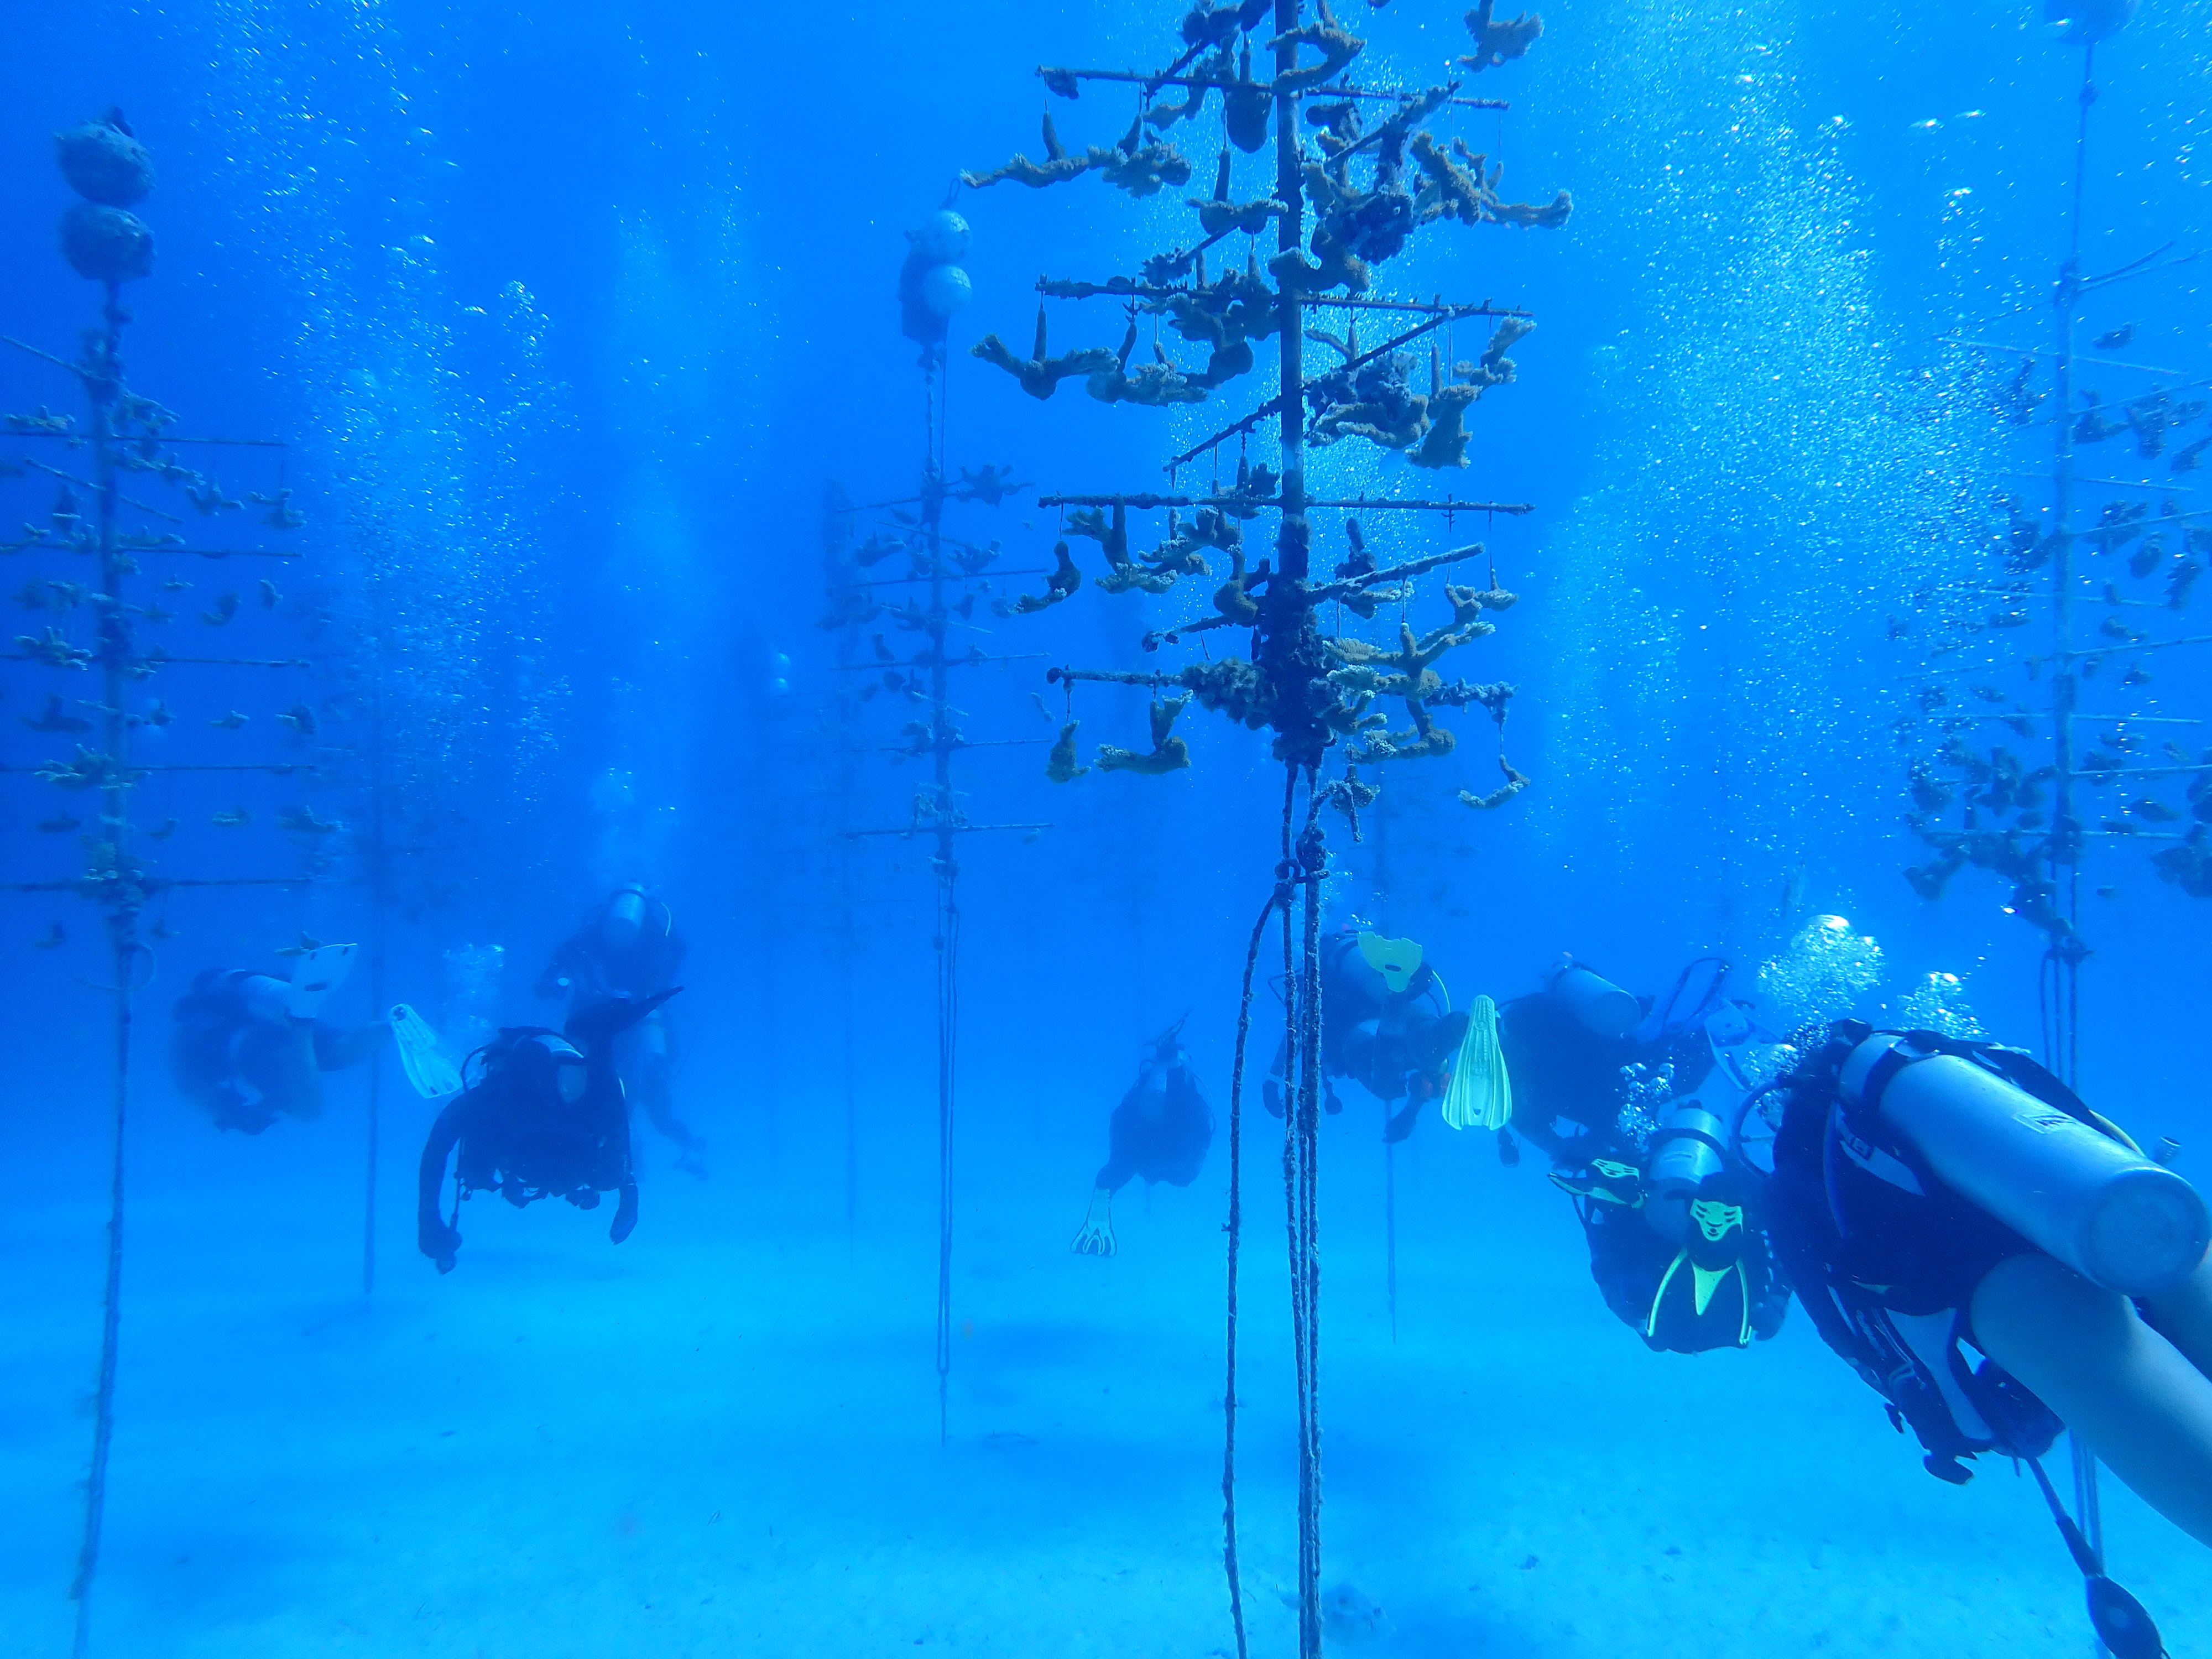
[5,1081,2208,1659]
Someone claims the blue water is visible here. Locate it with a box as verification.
[3,1,2209,1653]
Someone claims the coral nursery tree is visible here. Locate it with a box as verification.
[959,3,1567,1653]
[3,113,319,1655]
[1901,3,2210,1088]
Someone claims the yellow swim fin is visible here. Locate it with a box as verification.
[1441,994,1511,1131]
[1356,930,1423,992]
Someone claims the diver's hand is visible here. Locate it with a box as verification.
[419,1218,461,1274]
[1070,1188,1117,1256]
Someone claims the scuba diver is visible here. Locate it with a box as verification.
[535,884,703,1174]
[169,943,380,1134]
[1483,954,1791,1355]
[1753,1021,2212,1656]
[416,989,681,1274]
[1263,924,1472,1143]
[1071,1018,1214,1256]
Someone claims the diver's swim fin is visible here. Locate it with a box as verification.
[287,942,358,1019]
[566,985,683,1047]
[1071,1187,1117,1256]
[1441,994,1511,1131]
[1644,1252,1752,1352]
[1643,1194,1755,1352]
[389,1004,463,1099]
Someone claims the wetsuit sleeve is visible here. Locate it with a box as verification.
[534,936,582,1000]
[418,1100,467,1269]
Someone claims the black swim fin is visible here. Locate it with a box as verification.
[566,985,683,1048]
[1642,1192,1755,1353]
[1643,1252,1752,1353]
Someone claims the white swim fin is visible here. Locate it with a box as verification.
[389,1003,463,1099]
[1441,994,1512,1131]
[286,942,358,1019]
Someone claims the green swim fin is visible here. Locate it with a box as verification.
[389,1003,463,1099]
[1441,994,1511,1131]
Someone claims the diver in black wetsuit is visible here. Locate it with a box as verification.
[1263,924,1472,1143]
[535,884,703,1173]
[416,989,679,1273]
[169,950,380,1134]
[1071,1020,1214,1256]
[1498,955,1788,1354]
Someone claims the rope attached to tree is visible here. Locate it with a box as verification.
[1220,766,1303,1659]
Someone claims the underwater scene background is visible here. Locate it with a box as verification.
[2,0,2210,1653]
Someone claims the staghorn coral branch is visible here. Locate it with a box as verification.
[1309,542,1486,602]
[1032,65,1507,111]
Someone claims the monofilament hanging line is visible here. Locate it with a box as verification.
[71,910,132,1653]
[70,277,136,1659]
[934,859,960,1444]
[1287,769,1328,1659]
[925,333,961,1448]
[1222,766,1302,1659]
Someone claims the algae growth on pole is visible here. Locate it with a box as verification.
[2,111,325,1655]
[829,208,1049,1442]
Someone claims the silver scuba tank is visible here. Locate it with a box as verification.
[1552,964,1640,1040]
[1642,1031,1757,1242]
[1644,1101,1728,1243]
[1840,1033,2209,1297]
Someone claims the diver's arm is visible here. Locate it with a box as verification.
[1510,1104,1582,1164]
[1972,1250,2212,1548]
[416,1100,466,1271]
[533,937,580,1000]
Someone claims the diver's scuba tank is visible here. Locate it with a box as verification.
[1645,1096,1730,1243]
[1840,1032,2210,1297]
[1550,963,1640,1040]
[1641,1025,1760,1243]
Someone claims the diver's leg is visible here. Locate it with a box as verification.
[632,1020,706,1170]
[1074,1117,1136,1255]
[2139,1254,2212,1381]
[1971,1250,2212,1547]
[278,1018,327,1119]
